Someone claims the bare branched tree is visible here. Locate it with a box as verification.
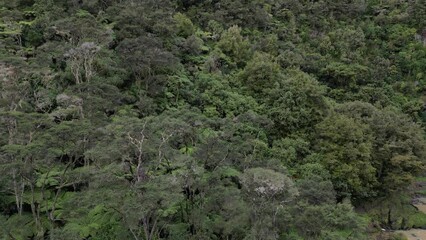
[64,42,100,84]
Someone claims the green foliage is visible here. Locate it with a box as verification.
[294,201,365,239]
[1,0,426,239]
[408,212,426,229]
[336,102,426,194]
[266,69,329,136]
[217,25,250,65]
[314,113,377,199]
[239,51,281,96]
[174,13,196,37]
[0,214,37,239]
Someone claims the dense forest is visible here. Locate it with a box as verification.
[1,0,426,239]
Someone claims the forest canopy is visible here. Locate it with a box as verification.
[1,0,426,239]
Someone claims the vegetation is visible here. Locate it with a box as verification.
[0,0,426,239]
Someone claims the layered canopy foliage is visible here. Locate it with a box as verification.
[1,0,426,239]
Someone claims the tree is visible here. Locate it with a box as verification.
[266,69,329,137]
[239,51,281,96]
[174,13,196,38]
[0,111,50,237]
[313,113,377,200]
[337,101,426,194]
[116,36,179,100]
[64,42,100,84]
[293,200,365,239]
[121,175,184,240]
[320,62,370,90]
[217,25,250,66]
[109,0,176,40]
[241,168,298,239]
